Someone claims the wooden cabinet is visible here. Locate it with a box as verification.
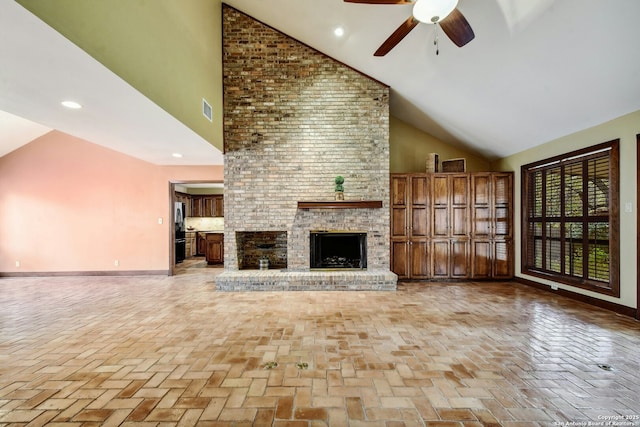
[213,195,224,217]
[390,172,513,280]
[185,231,196,258]
[191,197,203,217]
[197,232,207,256]
[430,174,470,279]
[205,233,224,264]
[470,173,513,279]
[390,175,430,279]
[191,195,224,217]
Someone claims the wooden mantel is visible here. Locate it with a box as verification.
[297,200,383,209]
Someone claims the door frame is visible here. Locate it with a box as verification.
[169,180,224,276]
[636,135,640,320]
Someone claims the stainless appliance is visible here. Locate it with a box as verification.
[175,202,186,263]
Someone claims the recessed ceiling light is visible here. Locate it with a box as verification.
[61,100,82,109]
[172,153,183,158]
[334,27,345,37]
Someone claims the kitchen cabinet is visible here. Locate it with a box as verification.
[390,175,430,279]
[191,197,203,217]
[191,195,224,217]
[196,232,207,256]
[390,172,513,280]
[213,195,224,217]
[185,231,196,258]
[205,233,224,264]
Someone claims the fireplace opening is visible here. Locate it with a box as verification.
[236,231,287,270]
[310,231,367,270]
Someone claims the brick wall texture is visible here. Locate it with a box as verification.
[222,5,391,272]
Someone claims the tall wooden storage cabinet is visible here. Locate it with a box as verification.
[390,172,513,280]
[469,173,513,279]
[391,175,430,279]
[431,174,471,279]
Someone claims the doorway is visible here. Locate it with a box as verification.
[169,181,224,276]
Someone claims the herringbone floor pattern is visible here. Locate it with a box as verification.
[1,264,639,426]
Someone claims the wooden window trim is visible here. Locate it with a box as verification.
[521,140,620,297]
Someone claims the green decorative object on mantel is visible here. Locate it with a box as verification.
[334,175,345,200]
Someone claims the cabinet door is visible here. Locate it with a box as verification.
[471,240,492,279]
[391,176,409,239]
[492,173,512,239]
[192,197,203,217]
[391,176,408,207]
[184,195,192,217]
[197,234,206,255]
[206,234,224,264]
[410,176,429,238]
[493,239,513,278]
[431,240,450,278]
[214,195,224,217]
[471,174,491,238]
[391,240,409,279]
[432,175,449,238]
[451,240,469,278]
[189,235,197,257]
[391,208,408,239]
[203,197,214,217]
[450,175,470,238]
[409,241,429,279]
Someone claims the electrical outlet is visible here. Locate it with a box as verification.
[158,217,163,224]
[15,260,20,267]
[114,260,119,267]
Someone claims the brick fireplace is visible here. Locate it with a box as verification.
[216,5,397,291]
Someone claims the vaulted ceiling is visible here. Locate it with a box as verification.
[224,0,640,159]
[1,0,640,164]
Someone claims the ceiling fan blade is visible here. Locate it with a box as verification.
[344,0,414,4]
[439,8,475,47]
[374,16,419,56]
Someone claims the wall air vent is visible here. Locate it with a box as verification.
[202,98,213,122]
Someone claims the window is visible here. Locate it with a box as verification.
[521,140,619,296]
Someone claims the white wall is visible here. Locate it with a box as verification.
[493,110,639,309]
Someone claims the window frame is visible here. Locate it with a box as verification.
[521,140,620,297]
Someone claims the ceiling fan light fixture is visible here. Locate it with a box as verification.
[412,0,458,24]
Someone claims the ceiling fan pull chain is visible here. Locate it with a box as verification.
[434,23,440,55]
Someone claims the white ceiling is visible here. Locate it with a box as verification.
[1,0,640,163]
[0,1,223,165]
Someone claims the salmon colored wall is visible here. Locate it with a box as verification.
[0,131,223,275]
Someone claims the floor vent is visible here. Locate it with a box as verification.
[202,98,212,121]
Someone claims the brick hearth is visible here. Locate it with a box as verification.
[219,5,396,291]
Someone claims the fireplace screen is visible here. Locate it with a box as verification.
[310,231,367,269]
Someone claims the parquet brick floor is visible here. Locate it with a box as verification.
[1,266,639,426]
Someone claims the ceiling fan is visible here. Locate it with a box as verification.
[344,0,474,56]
